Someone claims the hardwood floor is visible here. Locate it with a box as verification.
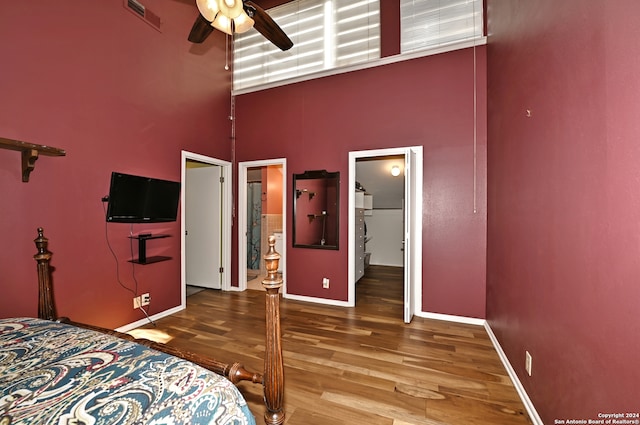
[143,266,532,425]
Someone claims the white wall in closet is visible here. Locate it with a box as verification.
[367,209,404,267]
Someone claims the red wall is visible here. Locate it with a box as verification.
[0,1,231,328]
[487,0,640,421]
[235,47,488,318]
[380,0,401,58]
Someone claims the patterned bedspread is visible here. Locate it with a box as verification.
[0,318,256,425]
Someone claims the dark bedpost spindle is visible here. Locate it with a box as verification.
[262,235,285,425]
[34,227,56,320]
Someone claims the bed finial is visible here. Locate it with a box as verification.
[34,227,56,321]
[262,234,285,425]
[34,227,47,253]
[262,235,283,290]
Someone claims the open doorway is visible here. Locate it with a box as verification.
[238,159,287,292]
[180,151,232,309]
[349,147,423,323]
[355,155,406,271]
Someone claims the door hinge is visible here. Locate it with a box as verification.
[219,267,224,273]
[220,176,224,183]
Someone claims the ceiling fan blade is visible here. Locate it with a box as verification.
[244,1,293,51]
[188,13,214,43]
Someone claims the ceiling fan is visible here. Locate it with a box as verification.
[188,0,293,51]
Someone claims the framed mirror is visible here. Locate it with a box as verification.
[293,170,339,249]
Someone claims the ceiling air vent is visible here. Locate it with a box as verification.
[124,0,162,32]
[127,0,144,17]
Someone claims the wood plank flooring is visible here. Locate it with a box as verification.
[142,266,532,425]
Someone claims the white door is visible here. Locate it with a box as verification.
[403,148,421,323]
[185,164,222,289]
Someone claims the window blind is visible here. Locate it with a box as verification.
[334,0,380,67]
[400,0,483,53]
[233,0,380,91]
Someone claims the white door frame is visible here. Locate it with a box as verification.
[348,147,423,318]
[238,158,287,293]
[181,151,232,308]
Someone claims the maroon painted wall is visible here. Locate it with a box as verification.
[381,0,401,58]
[0,1,231,328]
[235,47,488,318]
[487,0,640,421]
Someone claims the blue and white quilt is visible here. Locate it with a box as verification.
[0,318,256,425]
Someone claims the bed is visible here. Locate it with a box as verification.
[0,228,285,425]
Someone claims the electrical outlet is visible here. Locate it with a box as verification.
[525,351,532,376]
[322,278,330,289]
[133,294,150,309]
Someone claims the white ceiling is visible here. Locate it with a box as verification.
[355,156,405,209]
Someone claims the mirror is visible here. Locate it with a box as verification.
[293,170,339,249]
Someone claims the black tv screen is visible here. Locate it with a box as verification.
[106,172,181,223]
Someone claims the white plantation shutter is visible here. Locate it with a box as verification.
[400,0,483,53]
[233,0,380,91]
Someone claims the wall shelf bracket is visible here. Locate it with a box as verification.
[1,137,66,182]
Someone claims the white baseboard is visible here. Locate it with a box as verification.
[416,311,486,326]
[484,322,543,425]
[283,293,352,307]
[115,305,184,333]
[226,285,245,292]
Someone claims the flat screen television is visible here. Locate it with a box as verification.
[105,172,181,223]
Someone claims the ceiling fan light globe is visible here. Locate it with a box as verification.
[212,14,234,35]
[195,0,219,22]
[217,0,243,19]
[233,13,255,33]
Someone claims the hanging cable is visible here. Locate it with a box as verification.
[101,202,154,326]
[471,1,478,214]
[225,33,230,71]
[229,33,237,219]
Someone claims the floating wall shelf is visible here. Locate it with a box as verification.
[0,137,66,182]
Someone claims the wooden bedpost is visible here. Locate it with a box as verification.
[34,227,56,320]
[262,235,285,425]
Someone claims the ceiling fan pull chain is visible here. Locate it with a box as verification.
[225,33,230,71]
